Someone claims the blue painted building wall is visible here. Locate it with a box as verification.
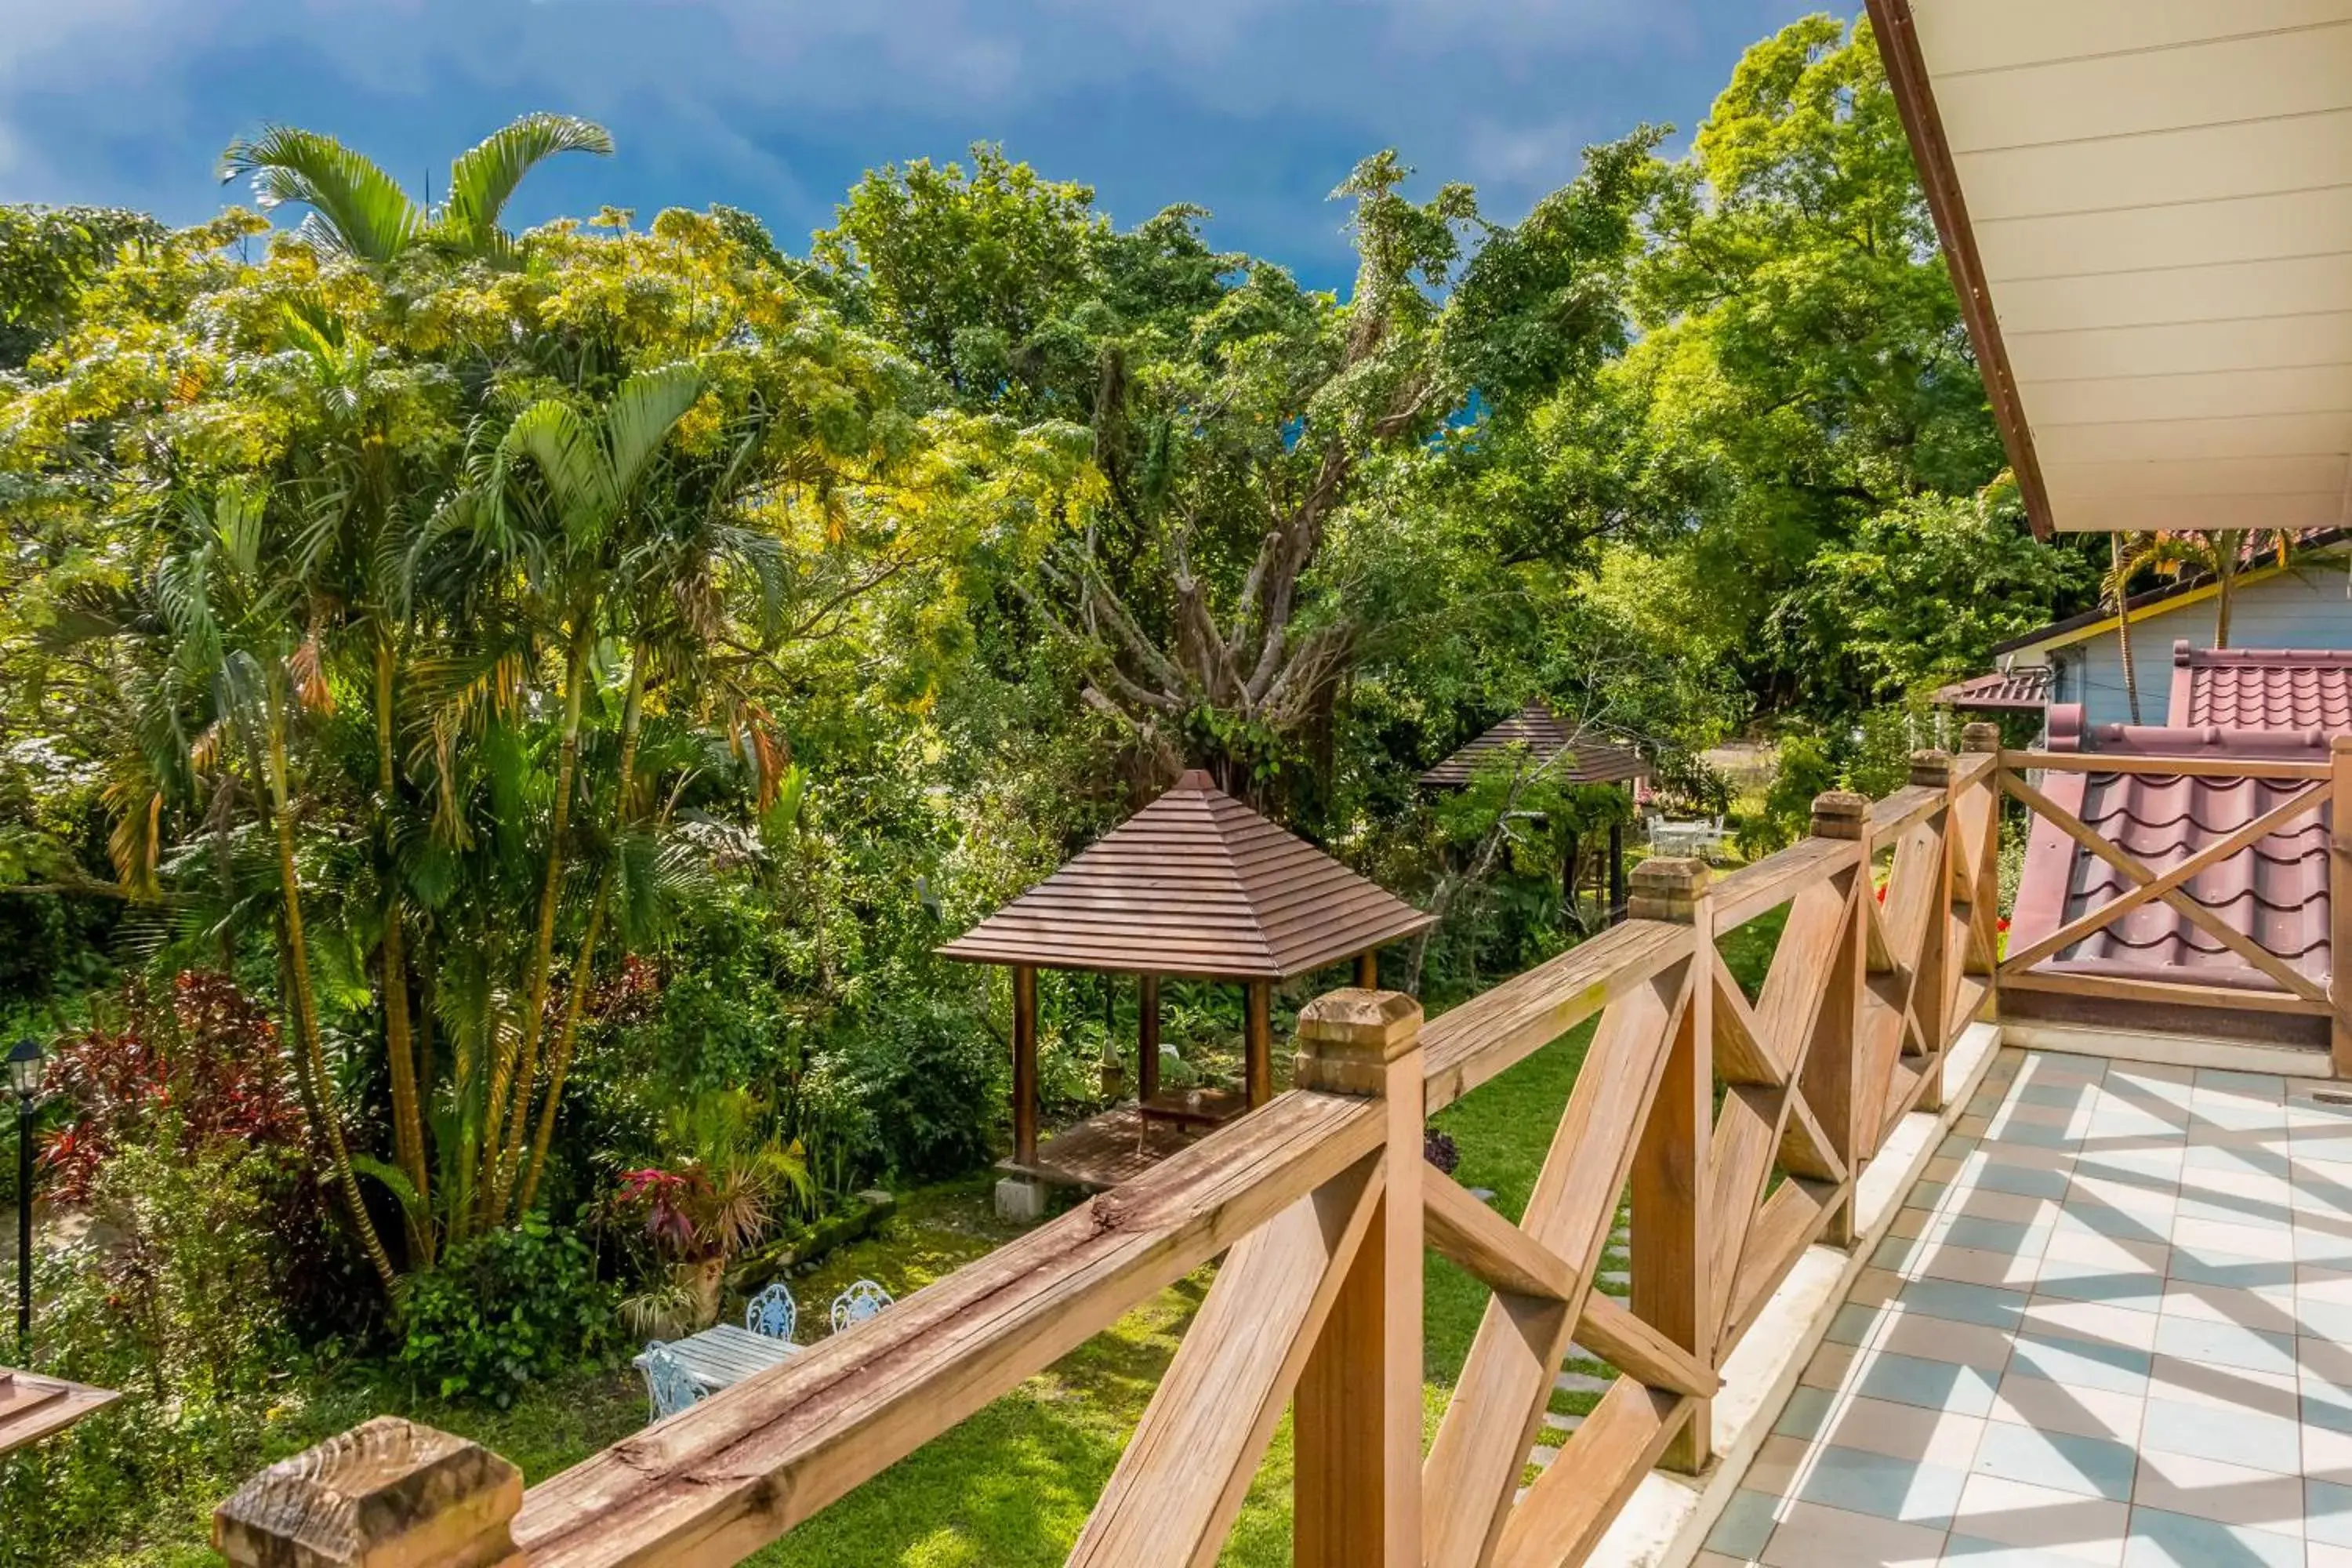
[2042,549,2352,728]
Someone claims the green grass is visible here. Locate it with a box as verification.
[27,922,1791,1568]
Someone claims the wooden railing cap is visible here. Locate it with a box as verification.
[1629,857,1708,923]
[1909,749,1955,787]
[213,1415,523,1568]
[1962,722,2002,754]
[1295,988,1422,1094]
[1810,790,1868,840]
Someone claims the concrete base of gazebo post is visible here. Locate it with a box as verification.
[994,1176,1050,1222]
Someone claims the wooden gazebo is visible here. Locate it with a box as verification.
[1420,700,1647,924]
[939,769,1432,1196]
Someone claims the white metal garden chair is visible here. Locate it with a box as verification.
[829,1279,894,1334]
[639,1341,706,1421]
[744,1281,798,1341]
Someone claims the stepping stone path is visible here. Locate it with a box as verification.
[1520,1201,1632,1488]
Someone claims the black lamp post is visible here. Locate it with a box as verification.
[7,1037,43,1359]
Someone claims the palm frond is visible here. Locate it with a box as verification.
[604,363,705,499]
[440,113,614,254]
[502,399,618,543]
[219,125,423,264]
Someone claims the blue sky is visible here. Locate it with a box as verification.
[0,0,1847,289]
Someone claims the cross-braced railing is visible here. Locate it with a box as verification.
[211,734,2010,1568]
[1996,736,2352,1067]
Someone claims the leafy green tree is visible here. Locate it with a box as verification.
[1778,482,2091,706]
[1574,16,2091,717]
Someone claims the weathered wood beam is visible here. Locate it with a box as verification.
[1629,857,1715,1471]
[215,1417,524,1568]
[1711,953,1784,1088]
[1423,1168,1716,1402]
[1418,919,1694,1112]
[1292,989,1428,1568]
[2004,748,2329,782]
[2001,770,2328,1003]
[1013,963,1039,1167]
[1490,1380,1693,1568]
[2001,781,2326,974]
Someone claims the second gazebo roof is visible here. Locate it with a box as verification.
[1420,701,1646,789]
[937,770,1433,981]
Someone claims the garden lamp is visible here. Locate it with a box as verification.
[8,1036,42,1359]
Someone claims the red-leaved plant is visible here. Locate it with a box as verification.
[43,972,312,1200]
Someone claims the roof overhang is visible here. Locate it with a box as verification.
[1868,0,2352,539]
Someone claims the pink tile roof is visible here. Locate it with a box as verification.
[1934,666,2050,712]
[2008,705,2336,997]
[2168,641,2352,731]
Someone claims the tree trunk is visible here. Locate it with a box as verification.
[2213,530,2241,649]
[376,639,431,1266]
[2112,534,2143,726]
[516,652,644,1214]
[483,628,589,1222]
[267,688,398,1293]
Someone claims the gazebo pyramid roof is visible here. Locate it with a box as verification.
[937,770,1433,981]
[1420,701,1646,789]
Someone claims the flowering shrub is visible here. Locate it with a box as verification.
[601,1091,811,1335]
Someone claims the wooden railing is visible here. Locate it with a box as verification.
[212,735,2009,1568]
[1997,735,2352,1069]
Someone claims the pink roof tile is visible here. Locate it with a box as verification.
[2168,641,2352,731]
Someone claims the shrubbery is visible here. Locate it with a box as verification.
[397,1218,621,1406]
[402,1222,626,1401]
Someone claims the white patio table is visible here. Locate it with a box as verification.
[632,1322,797,1395]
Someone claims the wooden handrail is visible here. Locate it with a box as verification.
[2004,746,2332,781]
[215,741,2011,1568]
[517,1087,1385,1566]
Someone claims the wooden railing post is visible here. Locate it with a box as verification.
[1962,724,2003,1028]
[1628,858,1713,1472]
[1293,989,1424,1568]
[1806,790,1869,1247]
[215,1416,524,1568]
[1909,750,1957,1115]
[2332,736,2352,1079]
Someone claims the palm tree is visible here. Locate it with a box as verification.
[465,363,708,1224]
[2106,534,2146,725]
[219,113,614,265]
[2202,528,2293,649]
[514,397,795,1212]
[276,296,443,1264]
[155,481,402,1291]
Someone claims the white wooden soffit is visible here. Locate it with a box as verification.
[1903,1,2352,533]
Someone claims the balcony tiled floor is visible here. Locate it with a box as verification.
[1700,1047,2352,1568]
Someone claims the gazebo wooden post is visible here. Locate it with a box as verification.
[1608,802,1628,926]
[1356,949,1378,989]
[1012,964,1040,1168]
[1138,974,1161,1102]
[1244,980,1274,1108]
